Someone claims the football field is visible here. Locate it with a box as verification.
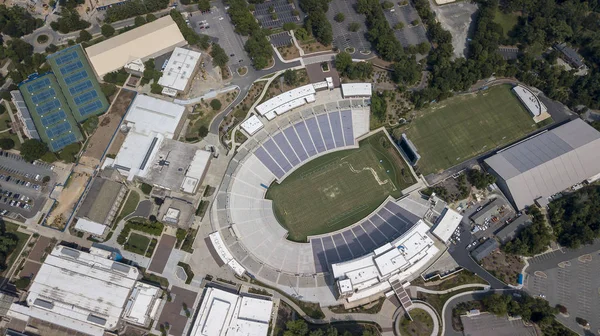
[266,131,416,242]
[399,84,546,175]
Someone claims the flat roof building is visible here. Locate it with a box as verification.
[7,246,161,335]
[240,115,264,135]
[85,16,186,78]
[341,83,372,98]
[190,287,274,336]
[469,198,505,226]
[495,215,531,244]
[158,47,201,96]
[471,239,499,261]
[75,177,127,235]
[255,84,316,117]
[512,85,547,118]
[485,119,600,209]
[431,208,463,243]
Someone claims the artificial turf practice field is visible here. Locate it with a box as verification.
[398,84,546,175]
[266,131,416,242]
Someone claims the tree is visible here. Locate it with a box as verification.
[283,69,298,86]
[210,99,222,111]
[370,93,386,122]
[20,139,48,162]
[50,9,90,33]
[483,293,511,316]
[283,22,297,31]
[58,143,81,163]
[100,83,117,99]
[45,44,58,53]
[382,0,393,9]
[391,56,420,85]
[76,29,92,43]
[198,0,210,11]
[416,42,429,54]
[466,168,496,190]
[348,22,360,32]
[198,126,209,138]
[393,22,404,30]
[284,319,308,336]
[504,206,553,256]
[150,83,163,94]
[101,24,115,37]
[13,276,30,290]
[210,43,229,67]
[0,5,42,38]
[0,138,15,150]
[334,13,345,22]
[334,52,353,74]
[146,13,156,22]
[134,15,146,27]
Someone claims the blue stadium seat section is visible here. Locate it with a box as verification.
[254,110,355,180]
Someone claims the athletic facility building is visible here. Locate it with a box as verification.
[18,45,109,151]
[7,246,161,335]
[190,287,274,336]
[74,177,127,236]
[85,16,186,78]
[512,85,550,123]
[485,119,600,209]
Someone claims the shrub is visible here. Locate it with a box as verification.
[210,99,222,111]
[198,126,209,138]
[348,22,360,32]
[14,277,31,289]
[140,183,152,195]
[334,13,345,22]
[0,138,15,150]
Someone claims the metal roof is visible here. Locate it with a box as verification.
[472,239,499,261]
[485,119,600,209]
[495,215,531,243]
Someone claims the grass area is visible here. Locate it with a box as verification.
[180,228,197,253]
[398,85,542,175]
[0,110,11,132]
[418,270,488,291]
[3,222,30,274]
[124,232,150,255]
[113,190,140,228]
[399,308,434,336]
[145,238,157,257]
[266,131,416,242]
[141,268,169,288]
[493,10,518,39]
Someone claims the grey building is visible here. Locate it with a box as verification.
[470,198,505,226]
[10,91,40,140]
[495,215,532,244]
[472,239,499,262]
[484,119,600,210]
[554,43,585,69]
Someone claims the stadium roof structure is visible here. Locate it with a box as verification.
[341,83,372,98]
[190,287,274,336]
[85,16,186,78]
[47,45,110,122]
[8,246,140,336]
[431,208,463,243]
[157,47,201,93]
[255,84,316,116]
[512,85,546,117]
[240,115,264,135]
[484,119,600,209]
[18,73,83,152]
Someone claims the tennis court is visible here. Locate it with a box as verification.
[41,110,67,126]
[53,50,78,65]
[64,70,87,85]
[68,80,93,95]
[46,123,71,138]
[266,131,416,241]
[398,84,542,175]
[79,101,104,117]
[50,133,77,151]
[37,100,61,115]
[31,89,56,104]
[27,78,50,92]
[74,91,98,105]
[59,61,83,75]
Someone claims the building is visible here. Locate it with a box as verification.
[189,287,274,336]
[6,246,161,336]
[331,221,439,303]
[554,42,585,70]
[469,198,506,226]
[495,215,532,244]
[10,91,40,140]
[109,95,185,180]
[157,47,201,96]
[255,84,316,120]
[74,177,127,236]
[94,0,130,10]
[431,208,463,243]
[341,83,372,98]
[240,115,264,135]
[85,16,186,78]
[512,85,547,118]
[397,133,421,166]
[471,239,499,261]
[484,119,600,209]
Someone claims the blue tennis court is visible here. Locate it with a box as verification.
[46,123,71,138]
[27,78,51,92]
[53,51,78,66]
[41,110,67,127]
[51,133,77,151]
[74,91,98,106]
[64,70,87,85]
[59,61,83,75]
[68,80,93,95]
[31,89,56,104]
[37,100,61,115]
[78,100,103,117]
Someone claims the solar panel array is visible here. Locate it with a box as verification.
[254,110,355,179]
[310,200,420,273]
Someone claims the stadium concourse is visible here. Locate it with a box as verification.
[208,89,453,304]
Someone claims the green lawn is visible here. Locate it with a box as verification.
[113,190,140,228]
[399,308,434,336]
[398,85,542,175]
[3,222,30,274]
[493,10,518,38]
[124,232,150,255]
[266,131,416,242]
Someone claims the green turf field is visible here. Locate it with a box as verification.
[266,131,416,242]
[398,85,544,175]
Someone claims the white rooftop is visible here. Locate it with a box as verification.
[113,132,164,181]
[158,47,201,92]
[124,95,185,138]
[74,218,108,236]
[512,85,546,117]
[13,246,139,334]
[341,83,372,98]
[240,115,264,135]
[122,282,161,326]
[431,208,463,243]
[190,287,273,336]
[255,84,316,116]
[181,149,211,194]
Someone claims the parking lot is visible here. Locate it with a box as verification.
[189,4,250,73]
[527,253,600,333]
[270,31,293,47]
[0,152,55,219]
[253,0,301,29]
[382,4,429,48]
[327,0,371,54]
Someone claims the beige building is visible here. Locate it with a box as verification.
[85,16,186,78]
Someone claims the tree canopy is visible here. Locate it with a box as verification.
[299,0,333,45]
[503,206,553,256]
[0,5,42,38]
[104,0,169,23]
[210,43,229,67]
[548,185,600,248]
[50,8,90,33]
[20,139,48,162]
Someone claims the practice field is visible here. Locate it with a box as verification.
[398,84,542,175]
[266,131,416,242]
